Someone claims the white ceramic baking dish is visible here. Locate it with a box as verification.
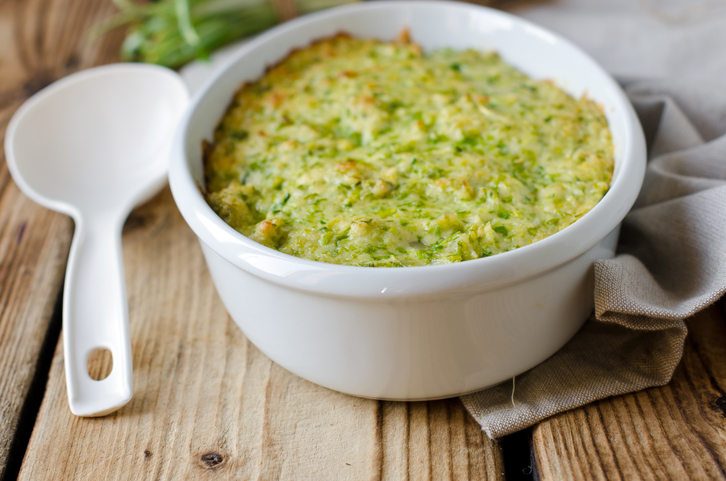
[169,1,646,400]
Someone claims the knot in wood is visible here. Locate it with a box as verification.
[714,395,726,417]
[200,452,225,469]
[123,211,159,234]
[22,75,54,98]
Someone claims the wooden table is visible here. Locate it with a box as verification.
[1,0,725,479]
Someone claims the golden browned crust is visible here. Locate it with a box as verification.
[201,31,417,191]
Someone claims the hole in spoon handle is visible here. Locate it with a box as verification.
[87,347,114,381]
[63,218,133,417]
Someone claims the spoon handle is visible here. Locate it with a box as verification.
[63,215,133,416]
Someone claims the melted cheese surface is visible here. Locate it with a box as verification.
[205,35,614,267]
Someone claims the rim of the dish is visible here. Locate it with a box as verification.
[169,0,646,299]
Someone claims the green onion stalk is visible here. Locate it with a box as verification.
[92,0,360,69]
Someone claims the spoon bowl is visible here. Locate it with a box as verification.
[5,63,189,416]
[9,64,186,216]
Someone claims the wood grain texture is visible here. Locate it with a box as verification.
[0,0,125,476]
[18,189,504,480]
[2,0,504,477]
[532,303,726,480]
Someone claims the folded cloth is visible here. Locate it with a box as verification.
[461,0,726,439]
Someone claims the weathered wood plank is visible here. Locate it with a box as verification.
[532,303,726,480]
[380,400,505,480]
[0,0,125,476]
[0,171,71,478]
[19,188,504,480]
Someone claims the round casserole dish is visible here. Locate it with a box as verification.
[169,1,646,400]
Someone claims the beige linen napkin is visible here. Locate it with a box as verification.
[461,0,726,439]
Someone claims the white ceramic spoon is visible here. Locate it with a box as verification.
[5,64,189,416]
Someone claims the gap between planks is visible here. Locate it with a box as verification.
[532,302,726,481]
[1,287,64,481]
